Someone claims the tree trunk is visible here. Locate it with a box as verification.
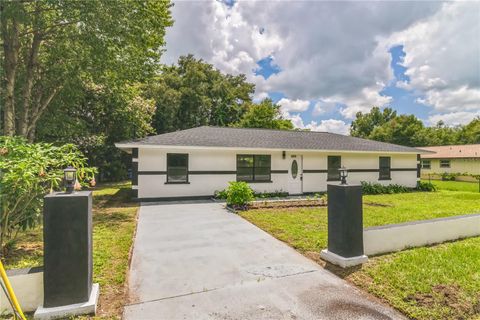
[1,4,20,136]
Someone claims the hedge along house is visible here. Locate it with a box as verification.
[419,144,480,181]
[115,126,427,201]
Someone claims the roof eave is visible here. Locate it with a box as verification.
[114,143,423,154]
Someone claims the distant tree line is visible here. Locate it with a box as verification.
[350,107,479,147]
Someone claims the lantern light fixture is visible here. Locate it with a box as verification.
[64,167,77,193]
[339,166,348,185]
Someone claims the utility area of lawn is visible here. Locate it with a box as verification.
[2,182,138,318]
[240,182,480,320]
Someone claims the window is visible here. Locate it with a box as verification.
[327,156,341,181]
[379,156,391,180]
[237,155,271,182]
[421,160,431,169]
[440,159,450,168]
[167,153,188,183]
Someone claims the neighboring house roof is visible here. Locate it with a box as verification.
[116,126,427,154]
[419,144,480,159]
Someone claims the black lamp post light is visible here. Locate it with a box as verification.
[64,167,77,193]
[339,166,348,185]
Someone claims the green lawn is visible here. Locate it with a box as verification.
[239,185,480,319]
[426,179,480,193]
[2,181,138,318]
[240,190,480,253]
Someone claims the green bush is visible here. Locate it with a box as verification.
[361,181,410,195]
[441,172,458,181]
[226,181,254,208]
[0,136,96,254]
[416,181,437,192]
[214,189,228,199]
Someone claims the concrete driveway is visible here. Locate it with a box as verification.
[124,201,404,320]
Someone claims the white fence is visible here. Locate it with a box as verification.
[0,267,43,314]
[364,213,480,256]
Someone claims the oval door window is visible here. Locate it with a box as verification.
[291,160,298,179]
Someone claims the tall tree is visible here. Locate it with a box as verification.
[457,118,480,144]
[369,114,426,146]
[147,55,255,133]
[350,107,397,138]
[0,0,172,140]
[233,99,293,130]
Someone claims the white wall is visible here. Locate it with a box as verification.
[364,214,480,256]
[0,268,43,314]
[136,148,418,199]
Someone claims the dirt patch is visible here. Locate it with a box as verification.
[364,202,393,207]
[248,199,326,210]
[404,284,480,319]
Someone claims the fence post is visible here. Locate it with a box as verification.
[320,183,368,268]
[34,191,99,319]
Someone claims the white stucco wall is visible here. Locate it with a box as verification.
[364,214,480,256]
[135,147,418,199]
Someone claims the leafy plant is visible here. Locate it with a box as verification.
[214,189,228,200]
[0,136,96,254]
[361,181,410,195]
[226,181,254,209]
[416,181,437,192]
[441,172,458,181]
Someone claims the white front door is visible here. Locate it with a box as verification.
[288,155,303,195]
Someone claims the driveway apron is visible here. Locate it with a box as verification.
[124,201,405,320]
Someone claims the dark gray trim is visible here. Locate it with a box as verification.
[138,171,167,175]
[132,162,138,185]
[189,170,236,175]
[271,170,288,174]
[349,169,379,173]
[132,189,138,198]
[303,169,328,173]
[6,266,43,276]
[165,181,190,184]
[391,168,418,172]
[131,148,138,186]
[240,180,273,183]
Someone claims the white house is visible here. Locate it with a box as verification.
[116,126,426,200]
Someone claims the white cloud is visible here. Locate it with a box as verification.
[428,111,480,127]
[164,1,443,119]
[306,119,350,135]
[282,111,350,135]
[278,98,310,113]
[312,99,337,116]
[384,2,480,116]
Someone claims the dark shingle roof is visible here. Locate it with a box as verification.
[117,126,426,153]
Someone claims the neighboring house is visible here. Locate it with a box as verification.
[116,126,427,200]
[419,144,480,179]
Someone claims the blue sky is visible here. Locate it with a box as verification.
[164,1,480,133]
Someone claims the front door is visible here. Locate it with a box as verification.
[288,155,303,195]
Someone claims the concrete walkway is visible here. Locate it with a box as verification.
[124,201,404,320]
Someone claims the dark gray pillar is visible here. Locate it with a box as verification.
[320,184,368,267]
[43,191,93,307]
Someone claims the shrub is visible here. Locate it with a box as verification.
[361,181,409,195]
[0,136,96,254]
[416,181,437,192]
[226,181,254,208]
[441,172,458,181]
[214,189,228,199]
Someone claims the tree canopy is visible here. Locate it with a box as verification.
[233,99,294,130]
[350,108,480,146]
[0,0,173,139]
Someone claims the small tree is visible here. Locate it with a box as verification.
[226,181,254,209]
[0,137,96,254]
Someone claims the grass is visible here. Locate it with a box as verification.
[240,190,480,253]
[2,181,138,318]
[426,179,480,193]
[239,183,480,319]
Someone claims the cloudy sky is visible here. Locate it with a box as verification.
[162,1,480,134]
